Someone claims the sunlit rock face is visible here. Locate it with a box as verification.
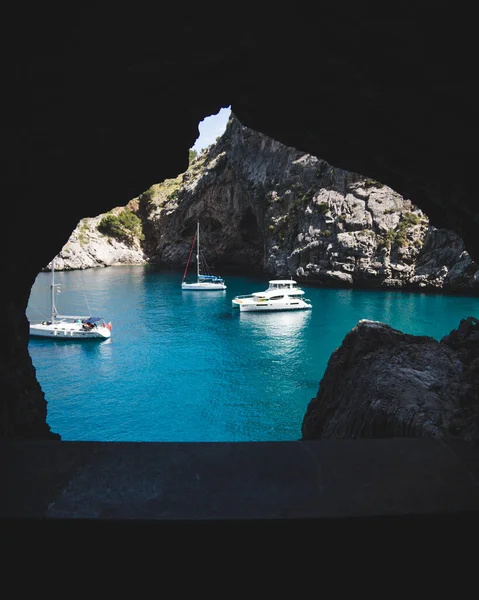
[145,115,478,291]
[4,8,479,438]
[57,115,478,293]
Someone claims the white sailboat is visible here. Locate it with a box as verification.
[181,221,227,290]
[29,258,112,340]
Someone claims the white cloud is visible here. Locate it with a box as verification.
[191,106,231,152]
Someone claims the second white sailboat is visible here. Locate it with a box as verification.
[181,221,226,290]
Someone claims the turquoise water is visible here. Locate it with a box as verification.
[27,266,479,442]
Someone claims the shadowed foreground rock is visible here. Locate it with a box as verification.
[302,317,479,443]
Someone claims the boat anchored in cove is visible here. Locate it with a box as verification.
[181,220,226,291]
[232,279,312,312]
[29,258,112,340]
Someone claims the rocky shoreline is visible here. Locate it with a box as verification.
[51,115,479,295]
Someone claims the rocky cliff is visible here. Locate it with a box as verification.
[301,317,479,444]
[54,114,479,293]
[46,204,147,270]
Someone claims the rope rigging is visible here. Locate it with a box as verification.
[182,232,197,282]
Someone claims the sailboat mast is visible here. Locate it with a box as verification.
[50,258,57,322]
[196,220,200,280]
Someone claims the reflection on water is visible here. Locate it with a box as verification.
[238,309,312,338]
[29,336,114,376]
[237,310,312,363]
[181,289,227,308]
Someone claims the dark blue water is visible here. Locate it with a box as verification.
[27,266,479,442]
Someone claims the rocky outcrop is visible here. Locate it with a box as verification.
[301,317,479,443]
[55,114,479,292]
[46,206,147,271]
[410,228,479,291]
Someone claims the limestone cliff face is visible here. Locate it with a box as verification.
[45,204,147,271]
[140,114,479,291]
[55,114,479,292]
[411,228,479,291]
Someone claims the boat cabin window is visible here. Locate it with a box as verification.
[270,295,284,300]
[270,283,298,290]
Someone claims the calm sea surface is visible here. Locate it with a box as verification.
[27,266,479,442]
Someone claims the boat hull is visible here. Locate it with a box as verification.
[182,282,226,290]
[236,301,312,312]
[29,322,111,340]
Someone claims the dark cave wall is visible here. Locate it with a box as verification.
[4,7,478,438]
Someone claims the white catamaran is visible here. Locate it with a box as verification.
[181,221,226,290]
[232,279,312,312]
[29,258,112,340]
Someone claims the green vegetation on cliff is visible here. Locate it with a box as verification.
[141,175,184,207]
[98,210,144,245]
